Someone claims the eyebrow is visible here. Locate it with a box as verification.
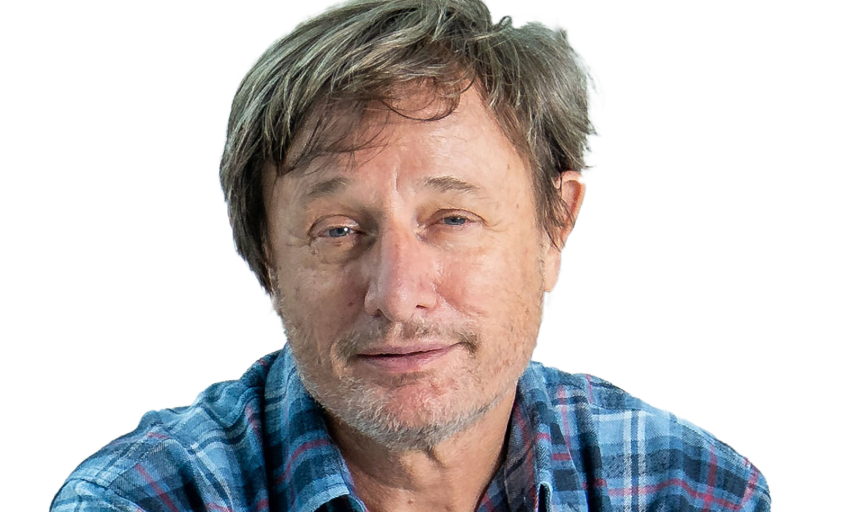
[422,176,481,194]
[304,176,351,201]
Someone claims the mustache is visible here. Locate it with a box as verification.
[336,320,479,360]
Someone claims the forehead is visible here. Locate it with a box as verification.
[267,87,528,199]
[291,86,504,164]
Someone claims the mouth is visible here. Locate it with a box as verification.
[355,343,460,373]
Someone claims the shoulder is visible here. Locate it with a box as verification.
[526,362,771,511]
[50,352,281,512]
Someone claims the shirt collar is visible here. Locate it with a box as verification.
[498,362,569,512]
[263,347,360,512]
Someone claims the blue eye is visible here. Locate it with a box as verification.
[325,226,353,238]
[442,216,467,226]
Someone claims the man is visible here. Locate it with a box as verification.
[52,0,770,510]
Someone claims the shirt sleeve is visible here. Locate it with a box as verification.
[740,466,771,512]
[50,479,145,512]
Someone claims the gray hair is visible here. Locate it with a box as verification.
[220,0,593,293]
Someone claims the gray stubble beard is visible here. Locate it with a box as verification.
[308,368,507,452]
[282,315,514,452]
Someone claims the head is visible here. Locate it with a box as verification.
[221,0,591,450]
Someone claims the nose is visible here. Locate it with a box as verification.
[363,226,438,322]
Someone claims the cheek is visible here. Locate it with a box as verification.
[436,243,542,386]
[437,235,544,322]
[275,251,366,346]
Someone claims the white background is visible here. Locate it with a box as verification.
[2,1,857,509]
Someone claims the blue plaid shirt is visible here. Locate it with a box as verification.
[52,349,770,511]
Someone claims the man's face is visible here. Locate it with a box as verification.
[263,89,565,450]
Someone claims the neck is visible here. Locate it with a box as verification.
[328,388,516,512]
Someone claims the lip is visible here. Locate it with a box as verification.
[355,343,459,373]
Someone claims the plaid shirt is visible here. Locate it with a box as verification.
[52,349,770,511]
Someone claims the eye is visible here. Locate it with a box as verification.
[324,226,354,238]
[441,215,468,226]
[308,217,365,262]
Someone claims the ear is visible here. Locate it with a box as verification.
[543,171,586,292]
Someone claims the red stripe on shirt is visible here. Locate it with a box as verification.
[134,464,181,512]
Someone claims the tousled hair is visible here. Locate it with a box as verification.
[220,0,593,293]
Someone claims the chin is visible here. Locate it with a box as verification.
[337,391,503,452]
[303,370,504,451]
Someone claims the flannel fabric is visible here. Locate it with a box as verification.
[52,349,770,511]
